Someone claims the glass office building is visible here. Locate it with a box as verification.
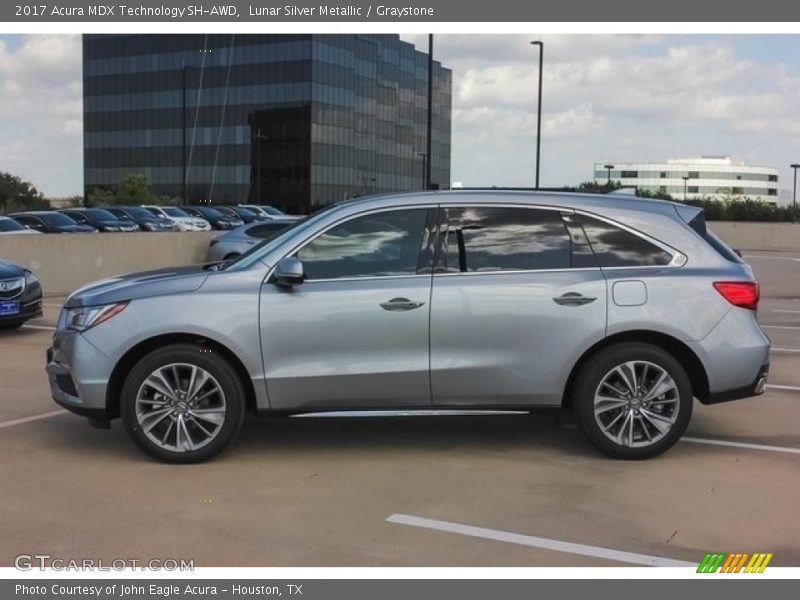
[83,34,452,213]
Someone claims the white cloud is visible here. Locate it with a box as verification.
[0,34,82,197]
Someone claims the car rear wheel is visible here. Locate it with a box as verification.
[121,343,246,463]
[573,343,692,459]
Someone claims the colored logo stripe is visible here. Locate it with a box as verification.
[697,552,772,573]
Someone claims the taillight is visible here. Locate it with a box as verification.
[713,281,759,311]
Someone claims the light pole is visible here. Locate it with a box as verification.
[682,175,690,201]
[530,40,544,190]
[426,34,434,191]
[604,164,614,185]
[791,164,799,223]
[251,128,269,204]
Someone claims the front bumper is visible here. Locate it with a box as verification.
[45,329,114,419]
[0,297,42,323]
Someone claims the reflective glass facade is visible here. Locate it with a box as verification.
[83,34,452,213]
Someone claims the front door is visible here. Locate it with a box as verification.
[260,207,436,410]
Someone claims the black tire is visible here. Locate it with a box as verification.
[0,320,24,330]
[573,342,692,459]
[120,343,246,463]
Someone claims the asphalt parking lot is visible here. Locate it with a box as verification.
[1,252,799,568]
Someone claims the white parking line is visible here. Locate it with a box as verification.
[763,325,800,331]
[772,309,800,315]
[21,324,55,331]
[772,348,800,354]
[0,410,67,431]
[766,383,800,392]
[42,302,63,308]
[681,437,800,455]
[386,514,694,567]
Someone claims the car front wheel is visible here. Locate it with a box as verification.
[573,343,692,459]
[121,343,246,463]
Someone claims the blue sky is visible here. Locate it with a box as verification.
[1,34,799,197]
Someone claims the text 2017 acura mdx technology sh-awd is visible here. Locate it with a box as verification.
[46,191,769,463]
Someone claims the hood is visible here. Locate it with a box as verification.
[0,259,26,279]
[65,264,211,308]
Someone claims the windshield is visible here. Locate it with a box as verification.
[163,207,189,217]
[223,215,316,270]
[82,209,119,221]
[122,207,154,219]
[40,212,78,226]
[263,206,283,216]
[0,218,25,232]
[193,206,225,218]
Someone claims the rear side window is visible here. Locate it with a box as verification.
[440,207,572,272]
[577,214,673,267]
[247,223,290,238]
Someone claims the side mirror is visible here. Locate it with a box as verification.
[272,257,305,287]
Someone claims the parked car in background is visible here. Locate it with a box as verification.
[46,191,769,463]
[0,216,40,235]
[10,211,96,234]
[184,206,243,230]
[0,259,42,330]
[104,207,177,232]
[215,205,260,223]
[59,208,138,233]
[206,218,297,262]
[141,206,211,232]
[239,204,293,220]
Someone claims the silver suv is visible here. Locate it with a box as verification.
[46,192,769,463]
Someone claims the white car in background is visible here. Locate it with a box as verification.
[141,206,211,232]
[238,204,298,220]
[0,216,41,235]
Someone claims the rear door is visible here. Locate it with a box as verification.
[430,205,608,407]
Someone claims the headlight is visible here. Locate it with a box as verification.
[143,222,157,231]
[24,271,38,285]
[65,302,128,332]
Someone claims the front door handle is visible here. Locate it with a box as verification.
[553,292,597,306]
[380,297,426,312]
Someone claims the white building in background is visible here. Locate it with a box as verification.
[593,156,779,203]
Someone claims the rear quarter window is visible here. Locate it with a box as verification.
[577,214,673,267]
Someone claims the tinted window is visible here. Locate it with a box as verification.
[297,209,428,280]
[83,209,118,220]
[577,215,673,267]
[247,223,291,239]
[120,207,153,219]
[162,207,189,217]
[63,211,89,223]
[0,218,25,232]
[441,207,571,272]
[41,212,78,226]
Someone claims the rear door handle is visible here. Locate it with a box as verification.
[553,292,597,306]
[380,297,426,312]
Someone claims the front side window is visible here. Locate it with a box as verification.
[577,214,673,267]
[440,207,572,273]
[297,209,428,280]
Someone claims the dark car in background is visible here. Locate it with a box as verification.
[59,209,138,233]
[10,211,96,234]
[0,259,42,330]
[215,205,260,223]
[184,206,243,230]
[105,207,177,232]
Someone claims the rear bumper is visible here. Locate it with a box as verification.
[702,364,769,405]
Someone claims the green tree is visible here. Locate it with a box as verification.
[0,171,49,214]
[62,194,86,208]
[86,187,115,207]
[114,173,155,206]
